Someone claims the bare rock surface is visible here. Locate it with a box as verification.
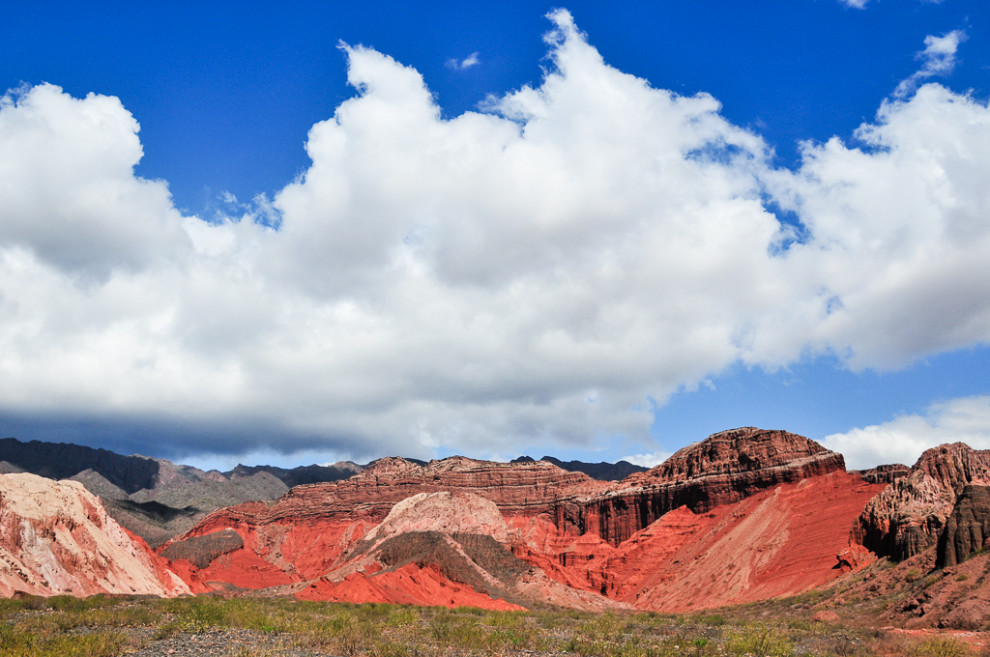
[936,484,990,568]
[211,455,607,530]
[0,437,365,547]
[361,491,510,546]
[857,443,990,561]
[0,472,189,597]
[160,528,245,569]
[167,428,883,613]
[858,463,911,485]
[587,427,847,544]
[12,427,982,622]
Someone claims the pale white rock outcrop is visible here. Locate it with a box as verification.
[362,490,511,546]
[0,472,189,597]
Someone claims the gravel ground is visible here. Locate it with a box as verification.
[77,628,330,657]
[124,628,326,656]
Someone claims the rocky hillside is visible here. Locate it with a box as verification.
[586,427,847,544]
[856,442,990,561]
[0,472,189,597]
[0,437,364,547]
[161,428,885,613]
[5,428,989,627]
[226,462,363,488]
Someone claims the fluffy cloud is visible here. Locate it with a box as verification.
[822,396,990,469]
[621,451,673,469]
[0,12,988,466]
[771,82,990,369]
[0,84,190,278]
[895,30,967,98]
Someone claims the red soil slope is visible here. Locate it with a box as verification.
[510,470,885,611]
[161,429,888,612]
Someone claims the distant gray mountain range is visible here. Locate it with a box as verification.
[511,455,646,481]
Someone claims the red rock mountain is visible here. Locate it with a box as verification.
[586,427,847,544]
[6,427,987,627]
[160,428,886,612]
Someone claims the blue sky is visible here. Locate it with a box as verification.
[1,1,989,471]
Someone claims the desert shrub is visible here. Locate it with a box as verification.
[725,624,794,656]
[796,631,860,656]
[912,636,973,657]
[690,613,728,626]
[427,609,489,649]
[369,639,415,657]
[579,610,621,640]
[0,623,126,657]
[383,604,418,627]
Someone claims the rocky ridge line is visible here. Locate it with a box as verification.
[585,427,847,544]
[857,443,990,561]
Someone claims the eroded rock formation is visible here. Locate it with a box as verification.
[161,427,885,612]
[12,427,963,617]
[0,472,189,597]
[586,427,847,544]
[936,484,990,568]
[858,463,911,485]
[857,443,990,561]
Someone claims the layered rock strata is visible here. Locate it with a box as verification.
[164,427,882,612]
[587,427,847,544]
[858,464,911,485]
[191,456,606,534]
[857,443,990,561]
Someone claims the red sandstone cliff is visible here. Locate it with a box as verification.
[161,427,885,612]
[585,427,847,544]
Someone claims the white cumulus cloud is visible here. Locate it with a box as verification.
[768,81,990,370]
[0,84,190,278]
[0,12,988,467]
[822,396,990,469]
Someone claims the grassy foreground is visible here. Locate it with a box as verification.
[0,593,983,657]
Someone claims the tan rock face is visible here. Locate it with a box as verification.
[857,443,990,561]
[0,472,189,597]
